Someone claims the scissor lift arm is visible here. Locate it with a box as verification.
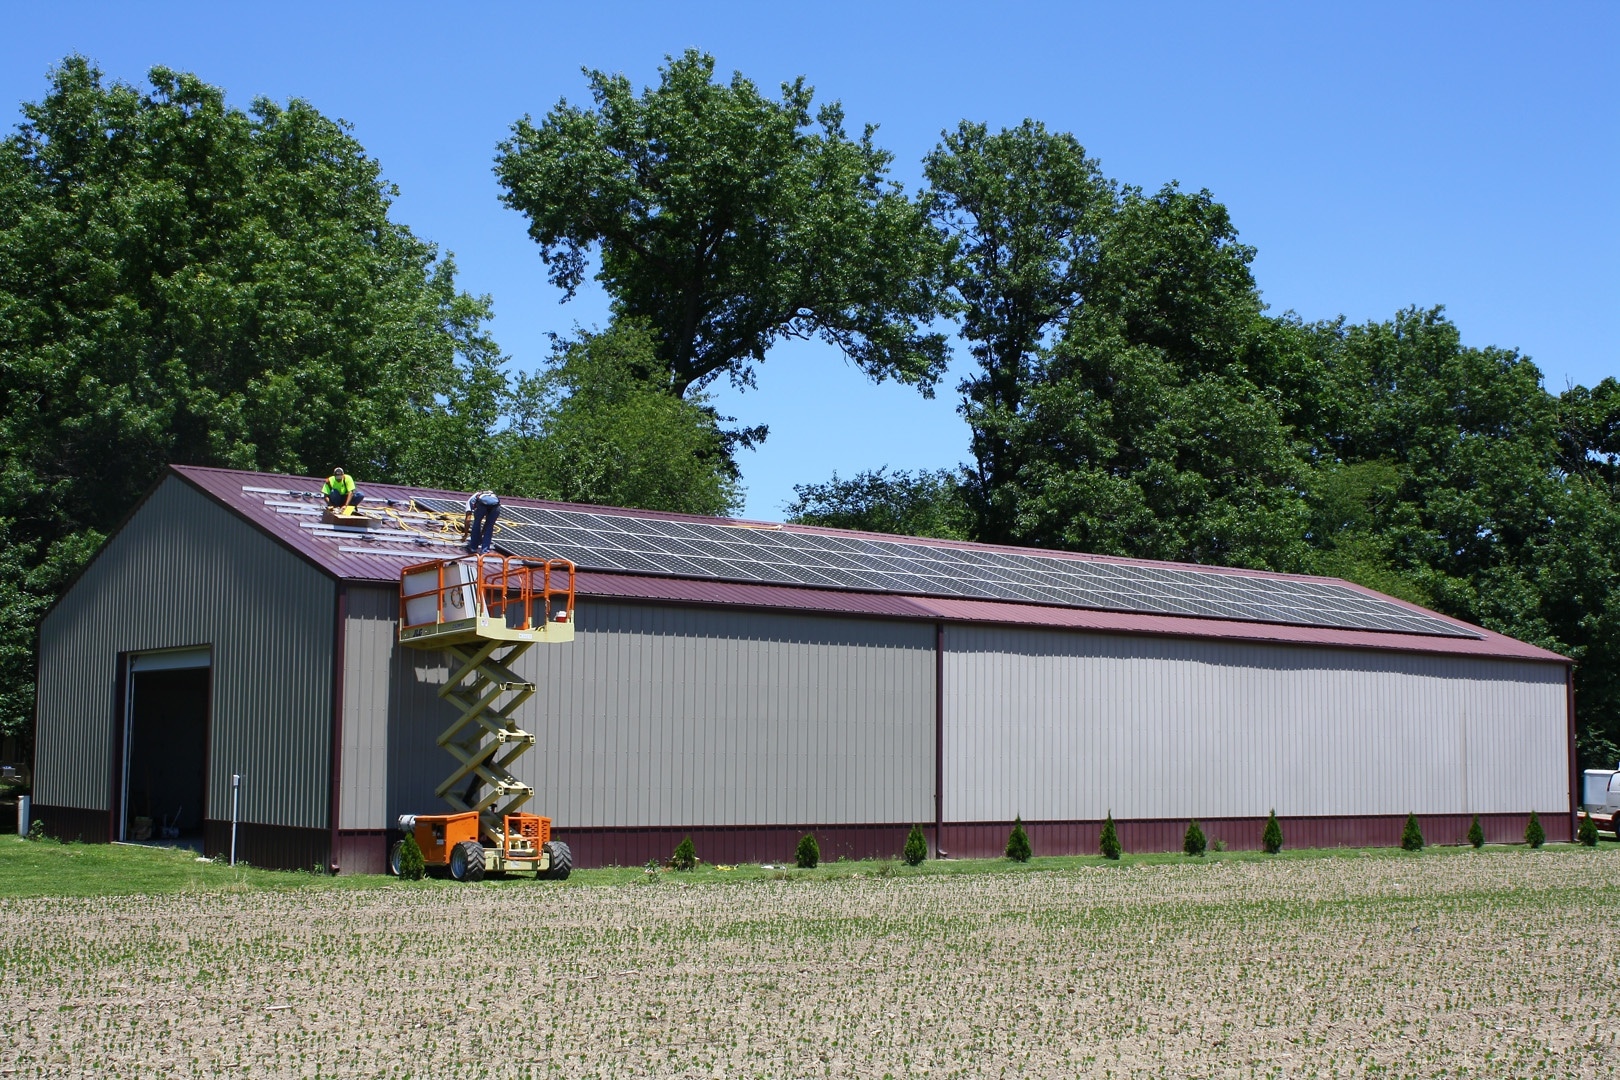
[392,555,576,880]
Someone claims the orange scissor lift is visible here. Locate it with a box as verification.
[392,555,577,881]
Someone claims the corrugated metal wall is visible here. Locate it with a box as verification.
[35,476,335,828]
[943,626,1568,822]
[338,586,397,830]
[364,593,937,829]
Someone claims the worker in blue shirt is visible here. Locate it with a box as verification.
[464,490,500,553]
[322,468,366,510]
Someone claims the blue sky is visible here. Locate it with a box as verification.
[5,3,1615,519]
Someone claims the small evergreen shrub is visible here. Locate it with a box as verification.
[1183,819,1206,857]
[1578,812,1599,847]
[795,832,820,869]
[1525,811,1545,849]
[26,820,46,842]
[1211,838,1227,852]
[672,835,697,871]
[1400,812,1424,852]
[1262,810,1283,854]
[1098,812,1121,860]
[1467,814,1485,849]
[1005,815,1032,862]
[397,834,426,880]
[903,824,928,867]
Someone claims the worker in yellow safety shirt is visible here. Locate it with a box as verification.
[321,468,366,511]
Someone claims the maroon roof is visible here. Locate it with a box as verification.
[171,465,1568,665]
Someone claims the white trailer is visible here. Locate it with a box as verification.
[1582,768,1620,833]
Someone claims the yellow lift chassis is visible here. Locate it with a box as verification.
[392,554,577,881]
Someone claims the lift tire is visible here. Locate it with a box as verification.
[449,840,486,882]
[542,841,572,881]
[388,840,406,877]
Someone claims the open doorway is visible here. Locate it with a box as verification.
[122,649,211,845]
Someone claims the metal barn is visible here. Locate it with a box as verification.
[31,466,1575,872]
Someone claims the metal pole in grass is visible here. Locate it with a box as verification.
[230,774,241,866]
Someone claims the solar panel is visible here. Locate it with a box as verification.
[407,498,1475,638]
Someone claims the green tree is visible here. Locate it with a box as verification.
[1098,812,1121,860]
[671,835,697,871]
[1183,819,1206,857]
[0,58,499,747]
[396,834,426,881]
[922,120,1112,544]
[1400,812,1424,852]
[922,123,1311,567]
[1295,309,1620,767]
[993,186,1310,569]
[795,832,820,869]
[786,467,967,538]
[493,321,743,516]
[1262,810,1283,854]
[1524,811,1545,849]
[1578,812,1599,847]
[495,50,948,422]
[903,824,928,867]
[1005,815,1031,862]
[1467,814,1485,849]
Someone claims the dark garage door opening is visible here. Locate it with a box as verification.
[124,661,210,842]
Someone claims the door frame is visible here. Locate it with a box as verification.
[115,646,213,842]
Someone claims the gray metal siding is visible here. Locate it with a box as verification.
[339,586,398,829]
[381,601,937,829]
[943,626,1568,822]
[35,476,335,827]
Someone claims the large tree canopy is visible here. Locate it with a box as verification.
[1295,309,1620,765]
[922,120,1306,564]
[0,58,503,744]
[492,320,742,517]
[786,467,966,539]
[922,120,1112,542]
[494,49,949,408]
[998,184,1311,570]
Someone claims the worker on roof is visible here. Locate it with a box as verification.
[322,468,366,511]
[464,490,500,554]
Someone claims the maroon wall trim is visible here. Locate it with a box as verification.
[942,812,1572,858]
[30,804,111,844]
[333,830,387,875]
[557,823,920,869]
[1568,665,1579,838]
[33,811,1574,875]
[203,820,329,871]
[468,813,1570,870]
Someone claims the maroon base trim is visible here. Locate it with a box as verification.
[559,823,918,869]
[29,804,111,844]
[333,830,388,875]
[30,811,1575,873]
[201,820,329,872]
[942,812,1573,859]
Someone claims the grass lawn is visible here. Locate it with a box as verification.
[9,831,1613,898]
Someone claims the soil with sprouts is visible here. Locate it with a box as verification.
[1,848,1615,1077]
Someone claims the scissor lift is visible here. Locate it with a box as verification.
[391,555,577,881]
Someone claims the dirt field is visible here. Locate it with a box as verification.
[1,847,1616,1078]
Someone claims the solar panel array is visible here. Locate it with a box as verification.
[413,498,1476,639]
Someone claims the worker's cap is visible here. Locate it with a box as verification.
[333,467,344,476]
[478,492,499,506]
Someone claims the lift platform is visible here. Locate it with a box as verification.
[393,555,577,881]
